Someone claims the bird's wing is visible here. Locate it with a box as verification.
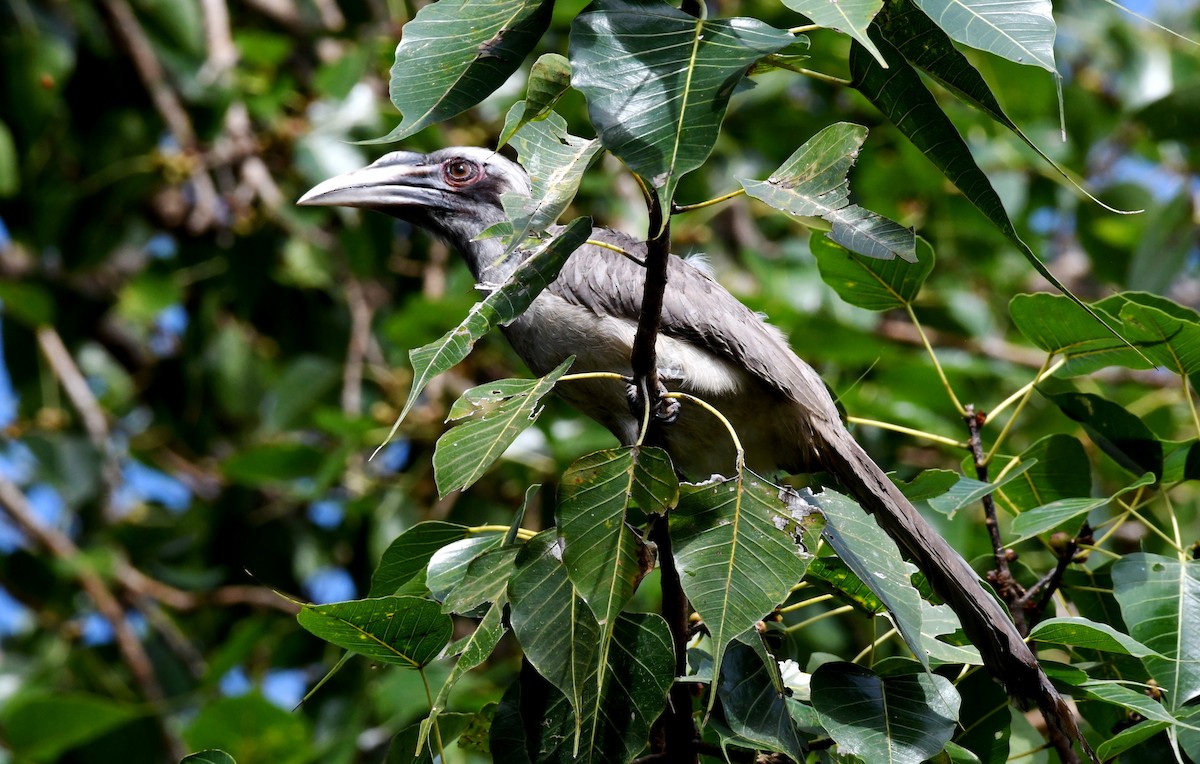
[548,228,841,424]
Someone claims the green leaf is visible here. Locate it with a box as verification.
[994,434,1092,513]
[388,712,474,764]
[387,217,590,444]
[569,0,792,214]
[1078,681,1183,725]
[0,693,141,761]
[1119,300,1200,376]
[910,0,1055,73]
[1112,554,1200,709]
[501,111,603,252]
[380,0,552,141]
[1008,473,1154,543]
[433,357,573,496]
[419,604,508,753]
[812,663,961,764]
[1038,388,1163,481]
[426,534,505,601]
[1008,293,1144,376]
[714,639,805,760]
[181,752,237,764]
[742,123,916,262]
[670,471,809,712]
[441,546,520,614]
[508,532,674,758]
[1094,719,1172,762]
[813,489,928,667]
[297,595,452,668]
[184,695,310,764]
[369,522,470,597]
[951,668,1011,764]
[926,460,1035,516]
[1126,186,1195,294]
[1029,616,1162,660]
[896,469,959,503]
[0,282,54,326]
[780,0,884,65]
[0,119,18,197]
[497,53,573,147]
[221,442,324,487]
[851,32,1103,334]
[811,234,932,310]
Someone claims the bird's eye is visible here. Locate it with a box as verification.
[443,159,479,185]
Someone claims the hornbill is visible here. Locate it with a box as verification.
[299,147,1091,758]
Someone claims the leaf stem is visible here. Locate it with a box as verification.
[788,24,820,34]
[847,416,966,448]
[784,604,855,633]
[985,357,1061,464]
[585,238,646,267]
[1184,373,1200,442]
[778,593,834,614]
[671,187,746,213]
[419,668,445,762]
[795,68,852,87]
[468,524,534,541]
[665,391,745,470]
[905,304,966,416]
[851,626,897,665]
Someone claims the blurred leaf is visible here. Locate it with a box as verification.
[221,442,325,486]
[433,357,572,496]
[781,0,884,65]
[742,123,915,261]
[497,54,573,147]
[670,470,809,708]
[910,0,1055,72]
[0,119,17,196]
[0,693,141,761]
[180,752,237,764]
[297,595,452,668]
[813,489,927,666]
[812,662,960,764]
[380,0,553,141]
[0,282,54,326]
[264,355,340,431]
[569,0,791,213]
[995,434,1091,513]
[1112,554,1200,709]
[1127,190,1196,294]
[184,695,309,764]
[391,218,590,437]
[1038,388,1163,480]
[715,639,805,760]
[370,521,470,598]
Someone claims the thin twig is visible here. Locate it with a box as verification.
[1019,523,1091,619]
[342,278,375,415]
[964,404,1027,635]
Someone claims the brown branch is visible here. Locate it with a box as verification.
[963,404,1028,635]
[0,476,184,760]
[648,515,698,763]
[630,193,670,420]
[1019,523,1092,621]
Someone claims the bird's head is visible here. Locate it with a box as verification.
[298,147,532,276]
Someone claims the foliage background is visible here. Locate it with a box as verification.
[0,0,1198,762]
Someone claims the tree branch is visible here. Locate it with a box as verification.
[648,514,698,763]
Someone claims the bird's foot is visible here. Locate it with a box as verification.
[626,374,680,424]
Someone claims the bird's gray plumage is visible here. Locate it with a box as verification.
[299,147,1092,758]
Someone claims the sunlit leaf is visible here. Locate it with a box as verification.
[910,0,1055,72]
[781,0,884,65]
[497,54,573,147]
[1008,473,1154,543]
[743,123,915,261]
[380,0,553,141]
[369,522,470,597]
[418,604,507,753]
[570,0,792,214]
[1029,616,1162,660]
[1112,554,1200,709]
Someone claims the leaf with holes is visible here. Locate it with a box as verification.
[298,595,452,668]
[569,0,792,214]
[434,357,572,497]
[497,53,574,147]
[386,217,590,447]
[742,122,915,261]
[380,0,553,141]
[670,470,809,712]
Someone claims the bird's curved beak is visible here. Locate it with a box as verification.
[297,151,443,210]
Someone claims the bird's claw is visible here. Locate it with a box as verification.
[627,375,680,424]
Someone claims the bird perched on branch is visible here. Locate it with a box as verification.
[300,147,1090,759]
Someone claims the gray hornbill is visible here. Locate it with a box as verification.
[300,147,1091,757]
